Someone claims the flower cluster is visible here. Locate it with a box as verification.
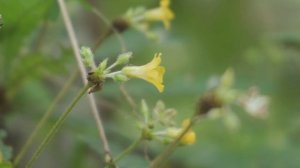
[138,100,196,145]
[80,47,165,93]
[196,68,270,131]
[113,0,175,39]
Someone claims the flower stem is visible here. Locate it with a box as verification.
[104,71,122,78]
[114,137,143,163]
[57,0,116,166]
[13,71,77,166]
[25,85,89,168]
[150,118,196,168]
[89,7,127,53]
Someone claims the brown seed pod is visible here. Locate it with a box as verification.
[197,92,223,116]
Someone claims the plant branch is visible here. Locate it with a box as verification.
[119,84,140,119]
[57,0,115,166]
[90,6,127,52]
[13,71,77,166]
[25,85,89,168]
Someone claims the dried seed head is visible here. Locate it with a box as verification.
[197,92,223,116]
[112,18,129,33]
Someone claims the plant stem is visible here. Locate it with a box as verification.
[114,137,143,163]
[104,71,122,78]
[14,71,77,166]
[150,118,196,168]
[57,0,116,166]
[119,84,140,120]
[90,7,127,53]
[25,85,89,168]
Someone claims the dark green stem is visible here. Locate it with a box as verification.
[114,137,143,163]
[25,85,89,168]
[13,71,77,166]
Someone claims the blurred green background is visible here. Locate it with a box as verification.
[1,0,300,167]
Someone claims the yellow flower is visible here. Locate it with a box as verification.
[122,53,165,92]
[143,0,175,29]
[181,131,196,145]
[180,119,196,145]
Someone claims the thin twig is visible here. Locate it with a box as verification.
[119,84,140,119]
[114,137,142,163]
[57,0,115,166]
[90,7,127,52]
[13,71,78,166]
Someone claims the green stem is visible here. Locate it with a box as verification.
[104,71,122,78]
[114,137,142,163]
[150,118,196,168]
[89,6,127,53]
[14,71,77,166]
[25,85,90,168]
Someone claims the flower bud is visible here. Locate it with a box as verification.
[80,46,95,69]
[116,52,132,65]
[96,58,108,74]
[220,68,234,88]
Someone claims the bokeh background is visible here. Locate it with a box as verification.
[1,0,300,167]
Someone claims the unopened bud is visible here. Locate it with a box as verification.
[221,68,234,88]
[116,52,132,65]
[80,46,95,69]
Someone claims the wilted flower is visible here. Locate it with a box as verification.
[143,0,175,29]
[122,53,165,92]
[239,87,270,119]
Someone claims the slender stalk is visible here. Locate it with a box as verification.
[104,71,122,78]
[150,118,196,168]
[25,85,89,168]
[119,84,140,120]
[90,7,127,52]
[114,137,143,163]
[57,0,115,166]
[13,71,77,166]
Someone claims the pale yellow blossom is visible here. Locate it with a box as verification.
[122,53,165,92]
[144,0,175,29]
